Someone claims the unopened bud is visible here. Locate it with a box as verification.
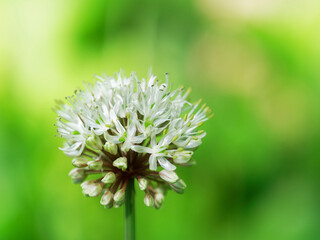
[155,192,164,203]
[154,192,165,209]
[81,180,103,197]
[113,201,124,208]
[100,191,113,206]
[69,168,86,183]
[104,203,113,209]
[72,157,88,168]
[159,170,179,183]
[88,159,103,170]
[170,179,187,194]
[173,151,193,164]
[87,135,103,150]
[114,188,125,202]
[113,157,127,171]
[138,178,148,191]
[144,194,154,207]
[101,172,116,184]
[104,142,118,155]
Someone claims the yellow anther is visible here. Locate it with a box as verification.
[197,122,204,127]
[200,103,207,111]
[172,135,178,142]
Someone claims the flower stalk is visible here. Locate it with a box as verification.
[125,178,135,240]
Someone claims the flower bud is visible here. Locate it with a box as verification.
[173,151,193,164]
[114,188,125,202]
[137,178,148,191]
[88,159,103,170]
[144,193,154,207]
[104,203,113,209]
[69,168,86,183]
[81,180,103,197]
[113,201,124,208]
[154,192,165,209]
[170,179,186,194]
[159,170,179,183]
[87,134,103,150]
[72,157,88,168]
[104,142,118,155]
[113,157,127,171]
[155,192,164,203]
[100,190,113,206]
[101,172,116,184]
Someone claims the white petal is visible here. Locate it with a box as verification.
[158,157,176,171]
[131,145,153,153]
[131,134,146,143]
[160,131,176,146]
[149,155,157,170]
[127,121,136,137]
[150,134,157,147]
[114,119,125,135]
[104,132,121,144]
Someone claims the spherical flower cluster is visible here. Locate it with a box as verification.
[55,72,212,209]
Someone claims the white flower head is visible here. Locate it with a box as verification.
[55,71,212,209]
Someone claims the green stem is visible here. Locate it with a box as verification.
[125,178,135,240]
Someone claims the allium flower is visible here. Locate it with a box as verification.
[55,71,212,209]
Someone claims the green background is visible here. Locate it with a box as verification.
[1,0,320,239]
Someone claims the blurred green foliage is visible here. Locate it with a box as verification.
[1,0,320,239]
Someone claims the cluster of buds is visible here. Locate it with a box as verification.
[56,71,212,209]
